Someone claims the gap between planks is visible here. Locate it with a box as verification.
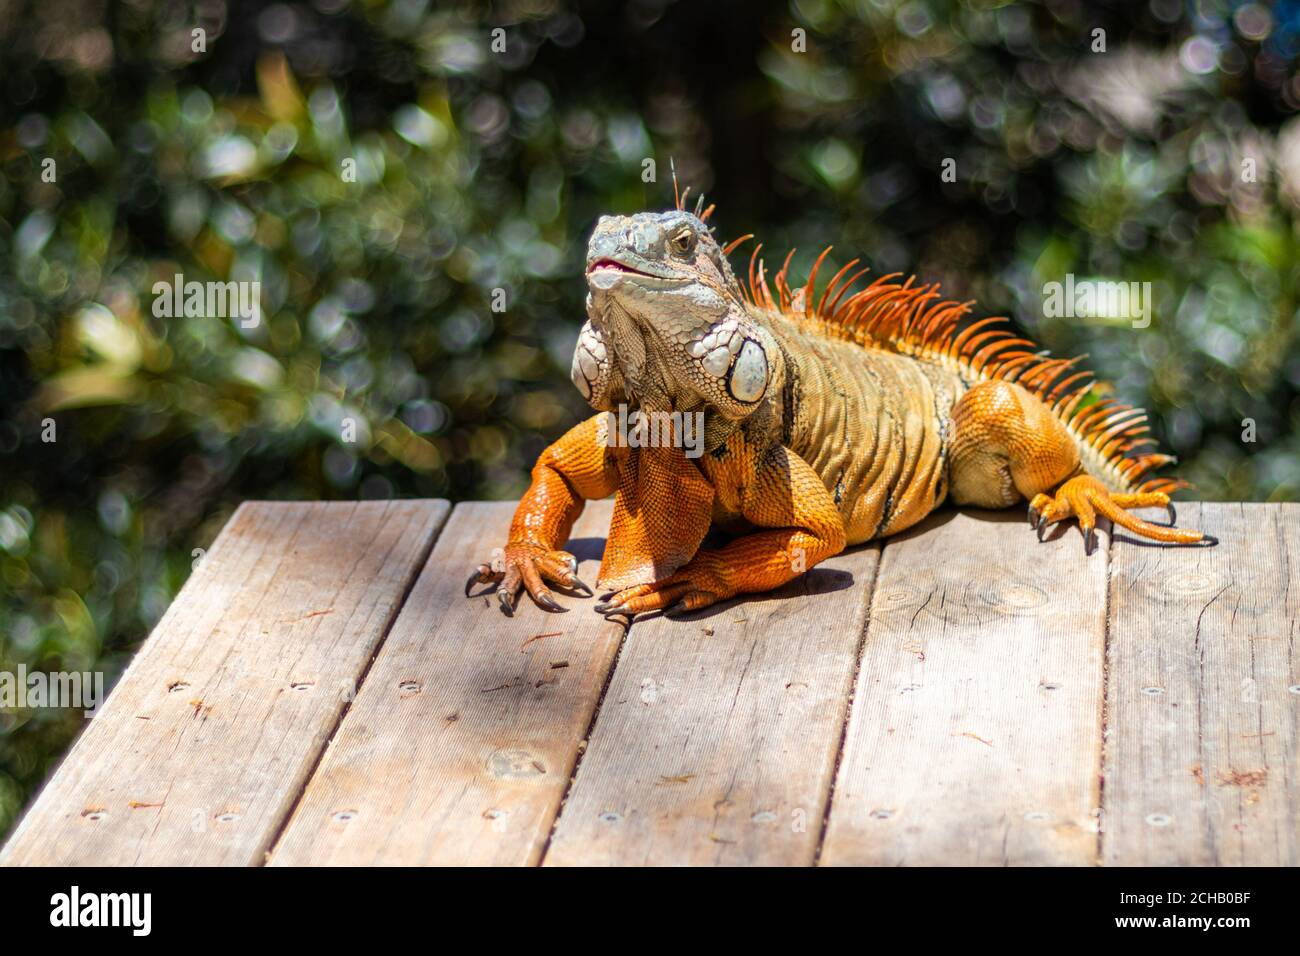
[266,501,626,866]
[817,508,1112,866]
[540,529,882,866]
[259,504,450,863]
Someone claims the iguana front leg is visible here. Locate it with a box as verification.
[949,380,1215,553]
[596,443,847,618]
[466,414,617,614]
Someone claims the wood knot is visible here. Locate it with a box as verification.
[1162,571,1225,598]
[486,748,547,779]
[978,581,1048,613]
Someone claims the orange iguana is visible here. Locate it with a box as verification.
[467,192,1216,620]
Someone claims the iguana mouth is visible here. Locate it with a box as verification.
[587,258,644,275]
[586,258,684,288]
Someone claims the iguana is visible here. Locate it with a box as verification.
[467,192,1215,620]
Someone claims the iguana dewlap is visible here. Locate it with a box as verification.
[468,198,1215,620]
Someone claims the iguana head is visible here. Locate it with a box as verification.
[572,209,778,419]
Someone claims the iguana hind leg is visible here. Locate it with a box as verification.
[596,442,847,618]
[948,379,1214,552]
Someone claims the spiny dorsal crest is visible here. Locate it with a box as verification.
[715,232,1183,496]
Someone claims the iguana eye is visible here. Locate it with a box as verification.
[668,228,694,257]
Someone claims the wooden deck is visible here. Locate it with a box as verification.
[2,499,1296,867]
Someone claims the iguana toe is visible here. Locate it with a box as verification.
[598,581,691,617]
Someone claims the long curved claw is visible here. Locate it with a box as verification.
[466,567,495,598]
[1027,502,1039,527]
[1165,502,1177,527]
[497,589,516,617]
[536,592,566,613]
[1035,515,1049,542]
[567,575,594,597]
[1084,526,1098,556]
[662,599,690,619]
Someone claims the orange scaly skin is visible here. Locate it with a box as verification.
[467,199,1215,620]
[597,431,846,616]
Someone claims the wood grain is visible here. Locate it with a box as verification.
[542,540,880,866]
[268,500,624,866]
[7,496,1294,868]
[819,509,1109,866]
[1101,502,1299,865]
[0,500,447,866]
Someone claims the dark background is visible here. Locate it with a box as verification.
[1,0,1297,836]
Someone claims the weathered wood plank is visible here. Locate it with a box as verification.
[819,509,1109,866]
[542,541,880,866]
[0,500,447,866]
[268,500,623,866]
[1102,502,1299,865]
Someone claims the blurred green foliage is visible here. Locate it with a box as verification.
[1,0,1298,836]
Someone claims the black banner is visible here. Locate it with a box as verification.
[0,865,1282,943]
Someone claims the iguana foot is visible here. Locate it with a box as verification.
[466,543,593,616]
[594,554,734,620]
[1027,475,1215,554]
